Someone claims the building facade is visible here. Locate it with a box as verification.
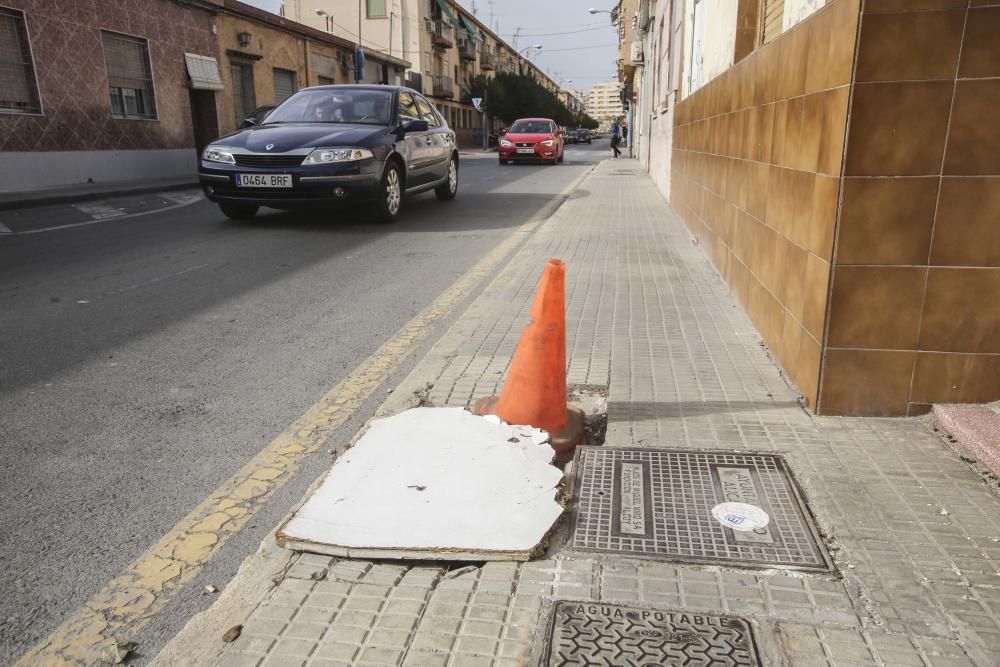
[0,0,411,192]
[559,89,586,117]
[214,0,410,137]
[585,81,625,130]
[631,0,1000,417]
[280,0,559,147]
[0,0,219,191]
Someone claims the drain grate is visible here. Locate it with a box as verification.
[543,601,762,666]
[568,447,831,571]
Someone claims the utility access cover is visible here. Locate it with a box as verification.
[543,601,761,666]
[569,447,830,571]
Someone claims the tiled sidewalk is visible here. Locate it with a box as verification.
[203,160,1000,666]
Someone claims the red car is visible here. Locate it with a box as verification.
[498,118,565,165]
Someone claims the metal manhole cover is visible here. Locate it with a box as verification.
[543,601,762,666]
[569,447,831,571]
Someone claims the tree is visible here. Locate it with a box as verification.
[461,72,578,126]
[575,113,599,130]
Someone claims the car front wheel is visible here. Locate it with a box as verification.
[374,161,402,223]
[219,202,258,220]
[435,156,458,201]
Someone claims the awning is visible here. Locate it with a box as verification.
[184,53,224,91]
[459,15,479,41]
[434,0,462,29]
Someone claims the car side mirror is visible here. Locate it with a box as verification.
[240,117,259,129]
[401,119,429,133]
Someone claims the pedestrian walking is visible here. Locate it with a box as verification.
[610,118,622,159]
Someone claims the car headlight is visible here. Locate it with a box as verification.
[499,138,513,147]
[203,146,235,164]
[540,139,554,147]
[302,148,374,164]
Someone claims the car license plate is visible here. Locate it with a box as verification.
[516,148,535,154]
[235,174,292,188]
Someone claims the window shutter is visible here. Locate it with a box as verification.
[762,0,784,45]
[104,34,151,90]
[272,68,296,103]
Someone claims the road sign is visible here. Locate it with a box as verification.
[472,97,483,111]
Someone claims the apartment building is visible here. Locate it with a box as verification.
[559,89,586,116]
[586,81,625,129]
[281,0,559,146]
[214,0,410,137]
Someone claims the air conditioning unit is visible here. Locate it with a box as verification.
[629,41,643,64]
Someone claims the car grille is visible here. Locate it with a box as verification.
[514,142,535,148]
[233,154,304,167]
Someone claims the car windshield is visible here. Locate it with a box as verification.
[509,121,551,134]
[264,89,394,125]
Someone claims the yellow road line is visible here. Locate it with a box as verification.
[17,216,554,666]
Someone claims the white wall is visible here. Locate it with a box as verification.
[645,0,684,201]
[688,0,737,94]
[0,150,196,192]
[783,0,826,31]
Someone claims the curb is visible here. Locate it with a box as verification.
[0,180,199,212]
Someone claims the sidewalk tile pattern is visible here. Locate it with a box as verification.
[215,161,1000,666]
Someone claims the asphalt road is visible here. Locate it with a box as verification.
[0,141,611,664]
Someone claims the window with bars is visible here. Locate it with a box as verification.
[367,0,387,18]
[0,8,41,114]
[318,75,334,86]
[231,61,256,124]
[102,31,156,119]
[272,68,297,104]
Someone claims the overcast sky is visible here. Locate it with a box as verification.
[242,0,619,94]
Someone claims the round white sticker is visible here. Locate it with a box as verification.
[711,502,770,532]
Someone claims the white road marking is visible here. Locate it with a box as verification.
[74,202,127,220]
[15,195,203,235]
[0,221,11,234]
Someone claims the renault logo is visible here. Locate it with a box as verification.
[265,143,274,151]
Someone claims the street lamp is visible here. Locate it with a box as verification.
[588,8,611,14]
[315,8,331,33]
[518,44,542,56]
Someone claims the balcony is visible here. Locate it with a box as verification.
[458,37,476,61]
[479,51,494,70]
[432,75,454,99]
[405,72,423,94]
[429,19,454,48]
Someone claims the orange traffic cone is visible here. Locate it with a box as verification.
[474,259,584,459]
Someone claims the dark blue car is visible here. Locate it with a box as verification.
[198,85,459,223]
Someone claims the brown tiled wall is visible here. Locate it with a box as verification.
[823,0,1000,416]
[670,0,860,409]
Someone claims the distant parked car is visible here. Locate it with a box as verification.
[199,85,459,223]
[240,105,275,128]
[497,118,565,165]
[575,128,592,144]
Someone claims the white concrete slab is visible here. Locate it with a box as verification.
[277,407,565,560]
